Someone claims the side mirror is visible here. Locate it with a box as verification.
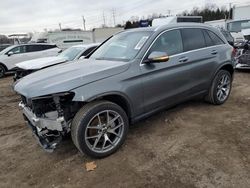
[143,51,169,64]
[79,56,85,60]
[7,51,14,56]
[58,49,63,53]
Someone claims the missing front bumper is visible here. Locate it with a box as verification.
[19,102,65,131]
[19,102,65,152]
[25,120,62,152]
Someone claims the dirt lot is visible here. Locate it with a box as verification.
[0,71,250,188]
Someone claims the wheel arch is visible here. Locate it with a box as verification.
[0,62,8,72]
[86,92,133,120]
[215,63,234,77]
[207,62,234,96]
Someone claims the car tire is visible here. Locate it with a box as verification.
[71,100,129,158]
[205,70,232,105]
[0,64,6,78]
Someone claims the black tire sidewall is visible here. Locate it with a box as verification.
[0,64,5,78]
[212,70,232,105]
[75,102,129,158]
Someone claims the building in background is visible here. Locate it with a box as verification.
[30,27,123,49]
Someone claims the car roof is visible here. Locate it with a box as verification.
[156,23,216,31]
[121,23,226,42]
[27,43,56,46]
[123,23,217,33]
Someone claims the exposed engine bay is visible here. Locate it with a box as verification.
[19,92,81,152]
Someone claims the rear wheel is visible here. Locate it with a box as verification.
[205,70,232,105]
[0,64,6,78]
[71,101,129,158]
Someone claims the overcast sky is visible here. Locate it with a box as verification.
[0,0,249,35]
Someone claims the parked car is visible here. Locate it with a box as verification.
[14,43,99,80]
[235,42,250,69]
[0,43,61,78]
[235,29,250,69]
[14,23,235,158]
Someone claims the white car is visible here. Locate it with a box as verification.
[0,43,61,78]
[14,43,99,80]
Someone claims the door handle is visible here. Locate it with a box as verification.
[211,50,218,55]
[178,57,189,63]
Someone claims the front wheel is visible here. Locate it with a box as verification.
[71,101,129,158]
[0,64,6,78]
[205,70,232,105]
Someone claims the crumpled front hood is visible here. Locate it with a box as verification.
[14,59,129,98]
[16,56,67,70]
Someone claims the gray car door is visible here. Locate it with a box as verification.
[140,29,193,112]
[180,28,222,94]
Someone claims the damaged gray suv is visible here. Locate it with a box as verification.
[14,23,235,158]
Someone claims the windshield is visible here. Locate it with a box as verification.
[58,46,85,61]
[90,31,152,62]
[0,45,16,55]
[227,20,250,32]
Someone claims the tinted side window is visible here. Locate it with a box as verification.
[43,45,57,50]
[181,28,206,51]
[203,30,214,47]
[81,46,97,57]
[207,30,224,45]
[26,45,44,52]
[148,29,183,56]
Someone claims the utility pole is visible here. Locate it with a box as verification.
[103,11,106,27]
[167,10,171,16]
[82,16,86,30]
[59,23,62,31]
[112,8,116,27]
[228,3,232,19]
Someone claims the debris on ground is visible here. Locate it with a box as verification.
[85,161,97,172]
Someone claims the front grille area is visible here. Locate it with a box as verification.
[32,97,56,117]
[21,95,32,109]
[21,95,27,106]
[15,69,34,80]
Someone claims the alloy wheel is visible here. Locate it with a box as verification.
[216,74,231,102]
[84,110,125,153]
[0,66,4,78]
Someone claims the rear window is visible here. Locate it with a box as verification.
[181,28,206,52]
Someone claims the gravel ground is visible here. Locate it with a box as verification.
[0,71,250,188]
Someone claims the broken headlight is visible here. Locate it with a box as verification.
[31,92,75,117]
